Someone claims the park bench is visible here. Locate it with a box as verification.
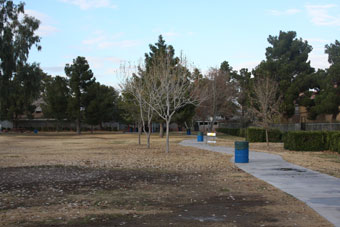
[206,132,216,144]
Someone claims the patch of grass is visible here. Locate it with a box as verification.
[110,140,126,144]
[220,187,230,192]
[315,153,340,163]
[66,214,126,226]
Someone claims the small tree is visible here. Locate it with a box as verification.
[143,53,202,153]
[206,64,237,131]
[123,74,154,148]
[248,75,282,148]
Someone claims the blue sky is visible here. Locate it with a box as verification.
[19,0,340,88]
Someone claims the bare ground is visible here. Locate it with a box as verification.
[0,132,332,226]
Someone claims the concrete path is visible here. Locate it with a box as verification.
[179,139,340,227]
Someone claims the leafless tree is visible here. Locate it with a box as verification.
[248,75,282,148]
[195,67,237,132]
[143,54,204,153]
[123,74,154,149]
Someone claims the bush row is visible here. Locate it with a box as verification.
[283,131,340,152]
[217,127,340,152]
[217,127,282,142]
[246,127,282,142]
[216,128,243,137]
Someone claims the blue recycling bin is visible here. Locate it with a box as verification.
[235,141,249,163]
[186,129,191,135]
[197,132,203,142]
[34,129,38,134]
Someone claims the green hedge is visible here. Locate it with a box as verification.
[283,131,328,151]
[216,128,244,137]
[239,128,246,138]
[328,132,340,153]
[246,127,282,142]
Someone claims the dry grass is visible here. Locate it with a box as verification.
[0,132,332,226]
[215,135,340,178]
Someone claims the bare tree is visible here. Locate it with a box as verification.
[195,67,237,132]
[248,75,282,148]
[143,54,203,153]
[123,74,154,148]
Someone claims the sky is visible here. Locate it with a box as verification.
[17,0,340,88]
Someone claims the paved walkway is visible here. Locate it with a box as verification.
[179,139,340,227]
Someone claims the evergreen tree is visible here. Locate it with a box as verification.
[310,41,340,121]
[254,31,314,117]
[42,76,70,130]
[84,82,119,132]
[65,56,95,134]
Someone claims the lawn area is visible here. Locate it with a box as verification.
[0,132,331,226]
[215,134,340,178]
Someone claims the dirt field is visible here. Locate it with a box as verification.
[216,135,340,178]
[0,132,332,226]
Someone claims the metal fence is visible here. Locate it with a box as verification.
[271,123,340,132]
[220,122,340,132]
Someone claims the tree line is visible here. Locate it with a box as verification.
[1,0,340,151]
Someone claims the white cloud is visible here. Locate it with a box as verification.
[268,8,300,16]
[234,61,259,71]
[306,38,330,70]
[306,4,340,26]
[60,0,117,10]
[87,56,122,69]
[82,33,139,49]
[42,66,65,73]
[309,53,330,70]
[25,9,58,36]
[163,32,179,38]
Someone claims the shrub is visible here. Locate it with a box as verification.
[327,131,340,153]
[239,128,246,137]
[246,127,265,142]
[283,131,328,151]
[246,127,282,142]
[216,128,241,137]
[268,128,283,142]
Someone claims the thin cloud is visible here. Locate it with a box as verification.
[42,66,65,73]
[60,0,117,10]
[82,34,139,49]
[268,8,300,16]
[87,56,123,69]
[163,32,179,38]
[25,9,58,36]
[306,4,340,26]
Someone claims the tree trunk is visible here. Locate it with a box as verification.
[160,123,164,138]
[76,118,80,134]
[165,120,170,153]
[91,125,94,134]
[147,121,151,148]
[265,128,269,149]
[138,122,142,145]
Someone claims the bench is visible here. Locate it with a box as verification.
[206,132,216,144]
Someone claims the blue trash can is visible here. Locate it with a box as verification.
[235,141,249,163]
[34,129,38,134]
[197,132,203,142]
[187,129,191,135]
